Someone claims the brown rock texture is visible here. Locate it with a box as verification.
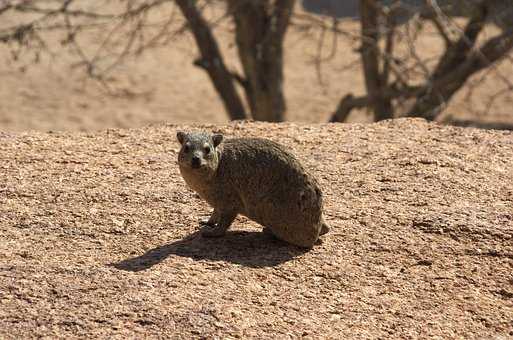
[1,118,512,338]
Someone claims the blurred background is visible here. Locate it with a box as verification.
[0,0,512,132]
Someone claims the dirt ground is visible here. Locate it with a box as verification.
[0,6,512,132]
[0,118,512,338]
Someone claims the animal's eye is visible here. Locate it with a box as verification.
[204,146,211,155]
[183,144,191,153]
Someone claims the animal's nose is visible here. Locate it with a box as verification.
[191,156,201,168]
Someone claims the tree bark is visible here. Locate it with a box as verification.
[175,0,246,121]
[359,0,393,121]
[228,0,294,122]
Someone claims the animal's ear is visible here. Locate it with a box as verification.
[212,134,223,147]
[176,131,187,145]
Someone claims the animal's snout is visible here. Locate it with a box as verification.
[191,155,201,168]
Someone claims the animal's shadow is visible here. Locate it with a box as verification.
[111,230,308,271]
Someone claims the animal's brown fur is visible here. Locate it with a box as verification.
[176,131,330,248]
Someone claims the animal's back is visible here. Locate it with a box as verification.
[216,138,323,243]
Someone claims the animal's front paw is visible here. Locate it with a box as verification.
[199,219,215,227]
[200,225,227,238]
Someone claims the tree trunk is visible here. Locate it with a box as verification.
[175,0,246,121]
[359,0,393,121]
[228,0,294,122]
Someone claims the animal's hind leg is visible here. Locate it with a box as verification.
[201,211,237,238]
[269,224,318,248]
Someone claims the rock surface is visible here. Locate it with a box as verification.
[1,119,512,338]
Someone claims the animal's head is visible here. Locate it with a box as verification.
[176,131,223,176]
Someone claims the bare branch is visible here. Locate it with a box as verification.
[176,0,247,120]
[329,94,369,123]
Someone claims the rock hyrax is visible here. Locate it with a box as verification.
[176,131,330,248]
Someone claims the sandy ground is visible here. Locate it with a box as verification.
[0,119,512,338]
[0,5,512,132]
